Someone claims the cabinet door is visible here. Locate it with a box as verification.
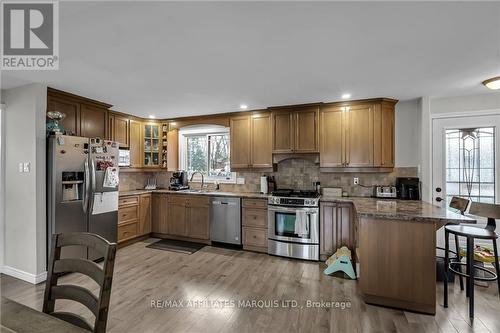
[143,123,161,167]
[335,203,353,250]
[250,113,272,168]
[167,203,187,236]
[320,202,336,256]
[167,129,179,171]
[272,111,294,153]
[80,104,108,139]
[47,96,80,136]
[187,203,210,240]
[113,115,130,148]
[129,120,142,168]
[345,104,374,167]
[320,106,345,167]
[295,108,319,152]
[152,194,167,234]
[230,115,251,168]
[139,194,151,235]
[374,103,395,168]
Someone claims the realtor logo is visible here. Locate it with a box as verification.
[1,1,59,70]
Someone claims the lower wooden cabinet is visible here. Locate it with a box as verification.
[154,194,210,241]
[320,201,354,260]
[118,193,152,244]
[242,198,268,253]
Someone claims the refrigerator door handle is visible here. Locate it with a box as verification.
[83,158,90,213]
[89,159,97,213]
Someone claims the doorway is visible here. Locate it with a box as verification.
[433,113,500,249]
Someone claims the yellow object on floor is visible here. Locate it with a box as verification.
[459,245,498,263]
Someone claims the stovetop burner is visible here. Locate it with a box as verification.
[271,189,319,198]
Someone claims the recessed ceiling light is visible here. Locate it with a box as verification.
[482,76,500,90]
[341,93,351,99]
[148,115,156,119]
[240,104,248,110]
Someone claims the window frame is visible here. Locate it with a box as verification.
[179,125,236,184]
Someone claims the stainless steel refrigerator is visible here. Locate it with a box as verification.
[47,135,119,261]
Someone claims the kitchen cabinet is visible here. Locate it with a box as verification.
[129,119,142,168]
[166,129,179,171]
[139,193,152,235]
[373,102,395,167]
[242,198,268,253]
[230,115,251,168]
[152,193,168,234]
[47,88,111,138]
[320,201,353,260]
[271,106,319,153]
[109,113,130,148]
[118,195,140,243]
[319,99,396,169]
[143,122,161,167]
[230,112,272,169]
[165,195,210,240]
[80,104,108,139]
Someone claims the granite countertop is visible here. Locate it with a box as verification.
[320,196,476,224]
[119,189,268,199]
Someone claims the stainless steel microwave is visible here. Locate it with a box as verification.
[118,149,130,167]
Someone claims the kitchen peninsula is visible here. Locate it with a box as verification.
[321,196,475,314]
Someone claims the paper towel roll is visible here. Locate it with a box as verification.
[260,176,268,194]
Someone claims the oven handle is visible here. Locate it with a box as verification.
[267,205,318,214]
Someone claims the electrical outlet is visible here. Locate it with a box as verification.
[18,163,24,173]
[353,177,359,185]
[23,162,30,173]
[236,177,245,185]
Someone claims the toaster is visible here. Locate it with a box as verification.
[373,186,397,198]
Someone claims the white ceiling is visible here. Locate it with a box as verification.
[2,1,500,118]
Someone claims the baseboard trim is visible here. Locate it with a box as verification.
[1,266,47,284]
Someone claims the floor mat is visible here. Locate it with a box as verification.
[146,239,205,254]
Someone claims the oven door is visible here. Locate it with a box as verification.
[268,205,319,244]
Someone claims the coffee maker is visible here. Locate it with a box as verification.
[169,171,189,191]
[396,177,420,200]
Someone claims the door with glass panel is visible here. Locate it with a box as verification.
[432,114,500,250]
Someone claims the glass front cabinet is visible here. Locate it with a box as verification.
[143,122,161,167]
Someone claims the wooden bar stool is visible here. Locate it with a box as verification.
[437,196,470,290]
[443,201,500,319]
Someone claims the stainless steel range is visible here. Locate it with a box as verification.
[268,189,319,261]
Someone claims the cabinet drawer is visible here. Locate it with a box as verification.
[187,196,210,207]
[118,205,139,223]
[242,198,267,209]
[119,196,139,207]
[242,208,268,228]
[118,223,138,242]
[243,227,267,248]
[167,195,188,205]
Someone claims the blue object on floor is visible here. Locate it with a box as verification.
[323,255,356,279]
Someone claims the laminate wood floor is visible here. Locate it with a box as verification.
[1,238,499,333]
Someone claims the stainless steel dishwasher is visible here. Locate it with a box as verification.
[210,197,241,245]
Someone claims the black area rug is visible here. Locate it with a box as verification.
[146,239,205,254]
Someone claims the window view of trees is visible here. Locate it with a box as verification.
[185,132,231,180]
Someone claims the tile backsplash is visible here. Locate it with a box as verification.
[119,158,418,197]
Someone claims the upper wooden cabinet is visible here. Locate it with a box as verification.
[109,112,130,148]
[166,129,179,171]
[142,122,161,167]
[230,112,272,169]
[47,88,111,138]
[319,99,396,169]
[271,106,319,153]
[129,119,142,168]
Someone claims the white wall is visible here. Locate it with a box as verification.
[2,84,47,283]
[430,91,500,115]
[0,103,5,270]
[395,99,420,167]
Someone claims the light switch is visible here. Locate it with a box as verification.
[23,162,30,173]
[18,163,24,173]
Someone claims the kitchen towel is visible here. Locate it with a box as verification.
[294,211,309,237]
[103,167,119,188]
[92,191,118,215]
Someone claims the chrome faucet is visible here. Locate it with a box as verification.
[190,171,205,191]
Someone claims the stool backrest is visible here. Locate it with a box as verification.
[468,201,500,231]
[43,232,117,333]
[449,196,470,215]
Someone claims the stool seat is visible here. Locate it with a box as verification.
[445,224,498,240]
